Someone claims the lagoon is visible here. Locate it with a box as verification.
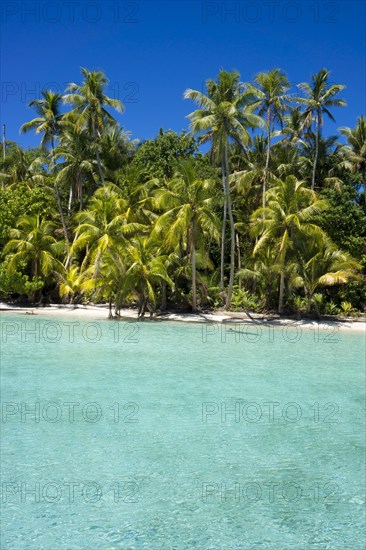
[1,314,365,549]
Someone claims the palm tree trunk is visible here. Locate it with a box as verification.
[306,291,312,314]
[278,270,285,313]
[236,233,242,290]
[191,218,197,311]
[220,157,227,291]
[108,296,113,319]
[79,176,83,210]
[92,119,105,185]
[263,107,271,212]
[68,185,73,215]
[161,282,167,311]
[311,111,319,191]
[64,230,79,269]
[51,138,70,250]
[224,142,235,309]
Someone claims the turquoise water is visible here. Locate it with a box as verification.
[1,314,365,549]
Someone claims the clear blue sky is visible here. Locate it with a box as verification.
[1,0,365,149]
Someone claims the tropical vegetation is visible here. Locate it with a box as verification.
[0,67,365,318]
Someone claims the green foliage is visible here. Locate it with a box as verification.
[314,179,366,258]
[230,286,260,311]
[0,260,44,300]
[340,301,357,317]
[131,130,197,180]
[0,183,56,247]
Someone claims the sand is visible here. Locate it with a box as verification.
[1,303,365,333]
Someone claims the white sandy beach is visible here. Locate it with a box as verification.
[1,302,365,333]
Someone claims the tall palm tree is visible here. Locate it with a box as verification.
[63,68,124,185]
[297,69,346,190]
[339,116,366,205]
[153,159,220,310]
[19,90,69,245]
[292,233,360,313]
[246,69,291,209]
[251,175,328,313]
[184,69,263,307]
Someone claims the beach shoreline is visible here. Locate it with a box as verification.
[1,303,365,333]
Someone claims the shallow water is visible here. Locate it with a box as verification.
[1,314,365,549]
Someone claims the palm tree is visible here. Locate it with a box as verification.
[184,69,263,307]
[0,143,46,188]
[56,264,83,304]
[72,184,144,277]
[63,68,124,185]
[100,126,136,174]
[19,90,69,245]
[20,90,63,149]
[298,134,343,191]
[237,246,279,309]
[122,236,174,319]
[153,159,220,310]
[251,175,328,313]
[246,69,291,209]
[81,251,126,318]
[339,116,366,205]
[232,135,274,212]
[297,69,346,190]
[282,106,305,148]
[292,233,360,314]
[3,214,64,299]
[54,123,95,213]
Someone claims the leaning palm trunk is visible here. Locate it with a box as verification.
[64,229,79,269]
[224,142,235,309]
[311,111,319,191]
